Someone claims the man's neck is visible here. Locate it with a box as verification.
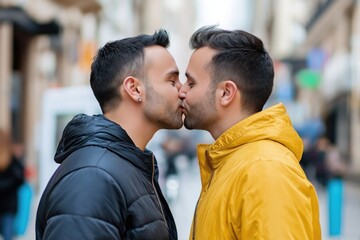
[105,109,157,151]
[210,110,252,140]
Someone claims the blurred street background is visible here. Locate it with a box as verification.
[1,0,360,239]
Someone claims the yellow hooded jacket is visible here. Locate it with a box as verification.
[190,103,321,240]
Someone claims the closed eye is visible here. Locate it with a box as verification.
[187,81,195,88]
[185,72,196,88]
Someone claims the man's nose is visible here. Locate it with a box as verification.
[176,81,182,90]
[178,87,186,100]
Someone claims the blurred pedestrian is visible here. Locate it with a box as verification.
[36,30,182,239]
[0,129,25,240]
[179,26,321,239]
[316,137,348,185]
[162,131,183,177]
[161,128,197,202]
[162,129,197,178]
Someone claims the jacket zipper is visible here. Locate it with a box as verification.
[193,150,213,240]
[151,154,168,229]
[192,199,199,240]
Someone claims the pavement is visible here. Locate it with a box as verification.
[17,155,360,240]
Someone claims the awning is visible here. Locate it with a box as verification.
[0,6,60,35]
[51,0,101,13]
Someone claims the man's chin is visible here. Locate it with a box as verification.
[165,123,183,130]
[183,119,194,130]
[166,116,184,129]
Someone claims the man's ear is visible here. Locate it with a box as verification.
[122,76,143,102]
[219,80,238,106]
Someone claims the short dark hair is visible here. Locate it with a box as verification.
[190,26,274,112]
[90,29,170,113]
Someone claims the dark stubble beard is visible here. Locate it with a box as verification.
[184,85,216,130]
[143,83,183,129]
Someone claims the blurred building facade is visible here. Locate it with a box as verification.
[0,0,197,190]
[0,0,105,184]
[252,0,360,176]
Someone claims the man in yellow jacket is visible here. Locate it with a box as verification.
[179,25,322,240]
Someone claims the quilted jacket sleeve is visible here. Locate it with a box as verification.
[42,167,126,240]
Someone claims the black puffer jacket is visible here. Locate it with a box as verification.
[36,114,177,240]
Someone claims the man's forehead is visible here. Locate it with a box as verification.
[143,46,179,77]
[189,47,216,69]
[144,45,168,56]
[144,46,174,64]
[192,46,216,59]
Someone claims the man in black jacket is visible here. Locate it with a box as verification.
[36,30,182,239]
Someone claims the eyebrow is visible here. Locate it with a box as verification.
[167,70,179,77]
[185,72,195,81]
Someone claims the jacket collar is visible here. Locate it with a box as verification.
[54,114,157,178]
[197,103,303,186]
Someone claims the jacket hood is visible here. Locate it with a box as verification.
[199,103,303,170]
[54,114,155,173]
